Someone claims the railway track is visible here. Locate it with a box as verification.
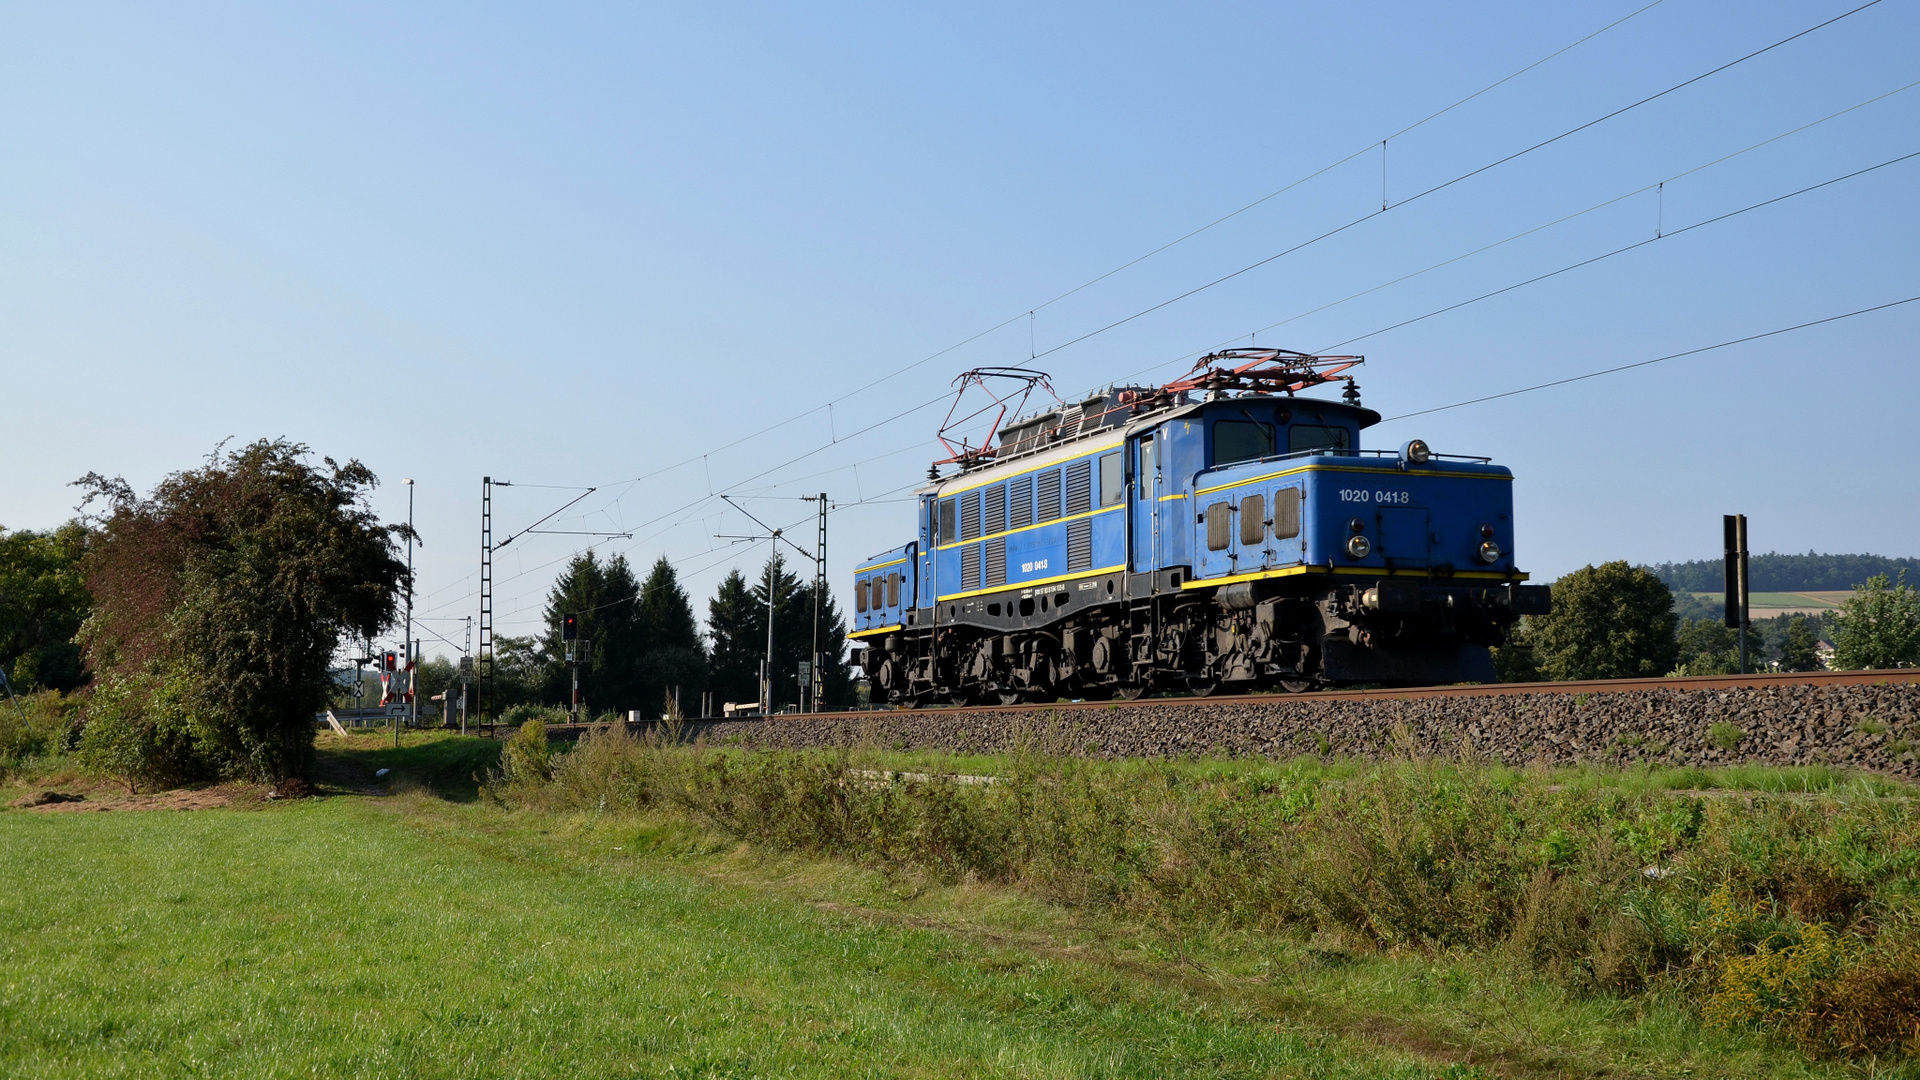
[514,669,1920,740]
[861,667,1920,717]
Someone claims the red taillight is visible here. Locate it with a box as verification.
[1480,523,1495,539]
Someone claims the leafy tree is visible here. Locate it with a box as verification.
[76,440,409,780]
[1780,616,1822,672]
[1830,572,1920,670]
[635,556,705,717]
[411,655,461,719]
[1671,618,1741,676]
[75,671,204,792]
[1526,562,1677,680]
[0,522,92,693]
[538,551,644,713]
[1490,629,1541,683]
[486,634,545,711]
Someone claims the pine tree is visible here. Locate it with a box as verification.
[754,554,808,713]
[540,551,644,714]
[705,568,762,710]
[792,577,854,708]
[706,554,855,713]
[636,556,705,716]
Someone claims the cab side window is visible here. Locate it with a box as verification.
[938,498,957,543]
[1098,451,1123,506]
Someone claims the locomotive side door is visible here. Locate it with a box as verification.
[1131,432,1160,574]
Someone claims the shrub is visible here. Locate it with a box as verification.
[74,673,209,792]
[492,720,553,791]
[498,703,570,729]
[0,689,68,765]
[1708,722,1744,752]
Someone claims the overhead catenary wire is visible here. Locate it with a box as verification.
[1379,295,1920,423]
[1098,77,1920,390]
[1319,148,1920,351]
[1025,0,1889,365]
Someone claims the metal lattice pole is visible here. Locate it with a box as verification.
[479,477,493,729]
[813,493,826,711]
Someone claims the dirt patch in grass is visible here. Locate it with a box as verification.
[17,785,254,812]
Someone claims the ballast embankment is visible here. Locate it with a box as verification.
[680,678,1920,777]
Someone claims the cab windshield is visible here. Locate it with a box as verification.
[1288,424,1350,454]
[1213,420,1274,466]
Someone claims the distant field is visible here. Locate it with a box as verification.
[1688,590,1850,612]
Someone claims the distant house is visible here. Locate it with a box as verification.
[1817,640,1837,669]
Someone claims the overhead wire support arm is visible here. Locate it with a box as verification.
[720,494,816,562]
[494,486,599,552]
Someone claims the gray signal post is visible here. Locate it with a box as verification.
[1724,514,1750,674]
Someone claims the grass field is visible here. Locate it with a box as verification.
[2,733,1913,1078]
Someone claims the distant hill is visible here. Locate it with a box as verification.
[1648,552,1920,593]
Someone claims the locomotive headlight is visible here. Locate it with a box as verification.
[1347,534,1373,559]
[1478,540,1502,564]
[1401,439,1431,466]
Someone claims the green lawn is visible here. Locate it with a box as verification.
[1,791,1470,1079]
[2,733,1903,1079]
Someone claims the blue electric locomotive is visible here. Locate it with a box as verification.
[849,350,1550,705]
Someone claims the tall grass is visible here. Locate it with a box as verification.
[496,726,1920,1061]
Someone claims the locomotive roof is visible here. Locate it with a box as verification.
[921,392,1381,496]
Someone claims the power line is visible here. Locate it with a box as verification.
[1321,148,1920,351]
[1380,295,1920,423]
[1026,0,1887,363]
[1099,78,1920,390]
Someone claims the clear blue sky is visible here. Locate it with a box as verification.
[5,1,1916,659]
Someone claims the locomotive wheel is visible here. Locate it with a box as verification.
[1278,678,1314,694]
[1115,681,1149,701]
[1184,677,1220,697]
[995,690,1024,706]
